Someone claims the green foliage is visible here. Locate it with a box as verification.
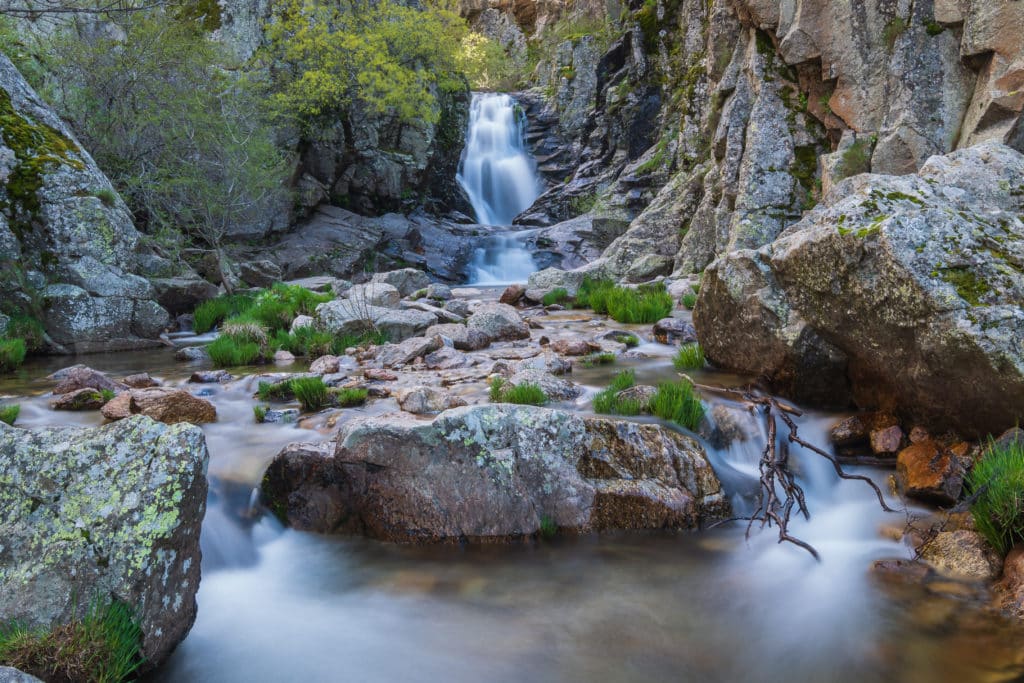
[488,377,548,406]
[649,380,704,431]
[192,294,254,334]
[291,376,329,412]
[575,277,616,314]
[568,192,598,215]
[592,370,644,416]
[257,380,294,401]
[99,389,116,404]
[457,31,518,90]
[253,404,268,423]
[672,343,705,371]
[219,318,269,346]
[0,596,144,683]
[6,315,45,353]
[579,352,616,368]
[0,403,19,426]
[207,335,261,368]
[925,20,945,36]
[835,139,873,181]
[333,387,369,408]
[605,283,674,324]
[883,17,909,50]
[0,338,27,372]
[538,514,557,540]
[93,188,118,207]
[967,439,1024,556]
[622,333,640,348]
[681,292,698,309]
[263,0,468,130]
[542,288,570,306]
[49,11,288,254]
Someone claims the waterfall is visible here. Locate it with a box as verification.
[457,93,542,284]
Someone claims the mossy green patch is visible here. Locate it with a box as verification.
[941,267,991,306]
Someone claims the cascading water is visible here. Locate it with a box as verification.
[457,93,542,284]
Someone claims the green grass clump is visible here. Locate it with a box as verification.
[270,327,337,357]
[681,292,697,309]
[192,293,254,333]
[622,333,640,348]
[592,369,644,416]
[207,335,261,368]
[673,343,705,370]
[836,138,872,180]
[0,403,19,425]
[542,288,570,306]
[488,377,549,406]
[333,387,368,407]
[575,276,616,314]
[605,283,674,324]
[291,376,329,412]
[967,439,1024,556]
[0,596,144,683]
[579,352,616,368]
[253,404,268,423]
[7,315,44,351]
[99,389,116,403]
[0,337,26,372]
[257,380,294,401]
[539,514,557,540]
[649,380,704,431]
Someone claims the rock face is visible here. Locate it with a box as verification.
[261,405,729,541]
[0,54,169,352]
[696,143,1024,435]
[0,416,208,666]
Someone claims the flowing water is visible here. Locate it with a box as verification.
[2,303,1022,682]
[458,93,542,284]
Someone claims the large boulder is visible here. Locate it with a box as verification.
[100,387,217,424]
[345,282,401,308]
[696,143,1024,435]
[370,268,431,297]
[261,405,729,541]
[466,303,531,342]
[316,298,436,342]
[0,54,169,353]
[0,416,208,666]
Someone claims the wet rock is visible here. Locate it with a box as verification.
[652,318,697,345]
[870,425,905,456]
[499,284,526,305]
[600,330,640,345]
[395,386,468,414]
[264,408,300,424]
[175,346,208,362]
[829,412,899,447]
[908,426,931,444]
[346,282,401,308]
[49,387,108,411]
[262,405,729,540]
[425,323,490,351]
[506,368,582,401]
[0,416,208,666]
[190,370,232,383]
[402,299,464,324]
[920,530,1001,582]
[616,384,657,408]
[310,355,341,374]
[101,388,217,425]
[376,336,443,368]
[371,268,432,297]
[995,545,1024,616]
[514,351,573,376]
[122,372,159,388]
[896,440,966,505]
[995,427,1024,450]
[550,339,601,356]
[0,667,42,683]
[52,366,126,395]
[870,558,932,585]
[467,303,530,342]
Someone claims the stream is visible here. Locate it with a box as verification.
[2,299,1022,682]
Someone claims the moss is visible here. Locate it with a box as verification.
[791,145,819,209]
[0,89,85,240]
[883,190,924,206]
[941,267,991,306]
[925,20,945,36]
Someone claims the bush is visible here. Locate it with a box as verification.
[0,403,19,425]
[207,336,261,368]
[489,377,548,406]
[542,288,569,306]
[334,387,369,408]
[672,343,705,371]
[291,376,330,412]
[592,370,644,416]
[605,283,674,324]
[0,338,27,372]
[0,596,144,683]
[649,380,704,431]
[967,439,1024,556]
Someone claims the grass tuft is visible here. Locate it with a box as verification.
[207,336,261,368]
[253,404,268,423]
[579,352,616,368]
[649,380,704,431]
[333,387,368,408]
[592,370,644,416]
[489,377,548,406]
[681,292,697,309]
[0,337,26,372]
[672,343,705,371]
[0,403,19,425]
[192,293,254,333]
[967,439,1024,556]
[542,288,569,306]
[290,376,330,412]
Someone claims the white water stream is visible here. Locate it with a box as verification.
[457,93,542,284]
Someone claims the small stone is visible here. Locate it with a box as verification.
[499,284,526,305]
[870,425,905,455]
[896,439,964,505]
[996,545,1024,616]
[829,412,899,447]
[395,386,467,415]
[102,388,217,425]
[426,283,452,301]
[550,339,601,356]
[444,299,470,317]
[274,350,296,364]
[52,366,126,395]
[908,426,931,444]
[122,373,159,388]
[920,530,1000,582]
[652,318,697,345]
[995,427,1024,450]
[189,370,232,383]
[290,315,315,332]
[364,369,398,381]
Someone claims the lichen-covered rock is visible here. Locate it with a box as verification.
[346,282,401,308]
[0,54,169,353]
[49,387,107,411]
[506,368,581,401]
[316,298,436,342]
[395,386,467,414]
[425,323,490,351]
[0,416,208,666]
[697,143,1024,434]
[467,303,531,342]
[371,268,431,297]
[0,667,42,683]
[920,530,1001,582]
[261,405,728,540]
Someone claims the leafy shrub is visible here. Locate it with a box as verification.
[0,338,27,372]
[291,376,329,412]
[592,370,644,416]
[967,439,1024,556]
[542,288,569,306]
[253,404,268,423]
[334,387,369,408]
[0,596,144,683]
[489,377,548,406]
[0,403,19,425]
[649,380,704,431]
[605,283,674,324]
[672,343,705,371]
[207,336,260,368]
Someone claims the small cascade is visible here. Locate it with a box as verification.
[457,92,542,284]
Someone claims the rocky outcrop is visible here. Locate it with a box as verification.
[0,416,208,666]
[0,54,169,353]
[261,404,729,540]
[695,143,1024,435]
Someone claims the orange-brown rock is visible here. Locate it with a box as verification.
[896,440,964,505]
[101,388,216,425]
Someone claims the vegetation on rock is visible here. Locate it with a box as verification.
[488,377,548,406]
[672,343,705,371]
[649,380,704,432]
[0,337,26,372]
[967,439,1024,556]
[592,370,644,416]
[0,403,19,425]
